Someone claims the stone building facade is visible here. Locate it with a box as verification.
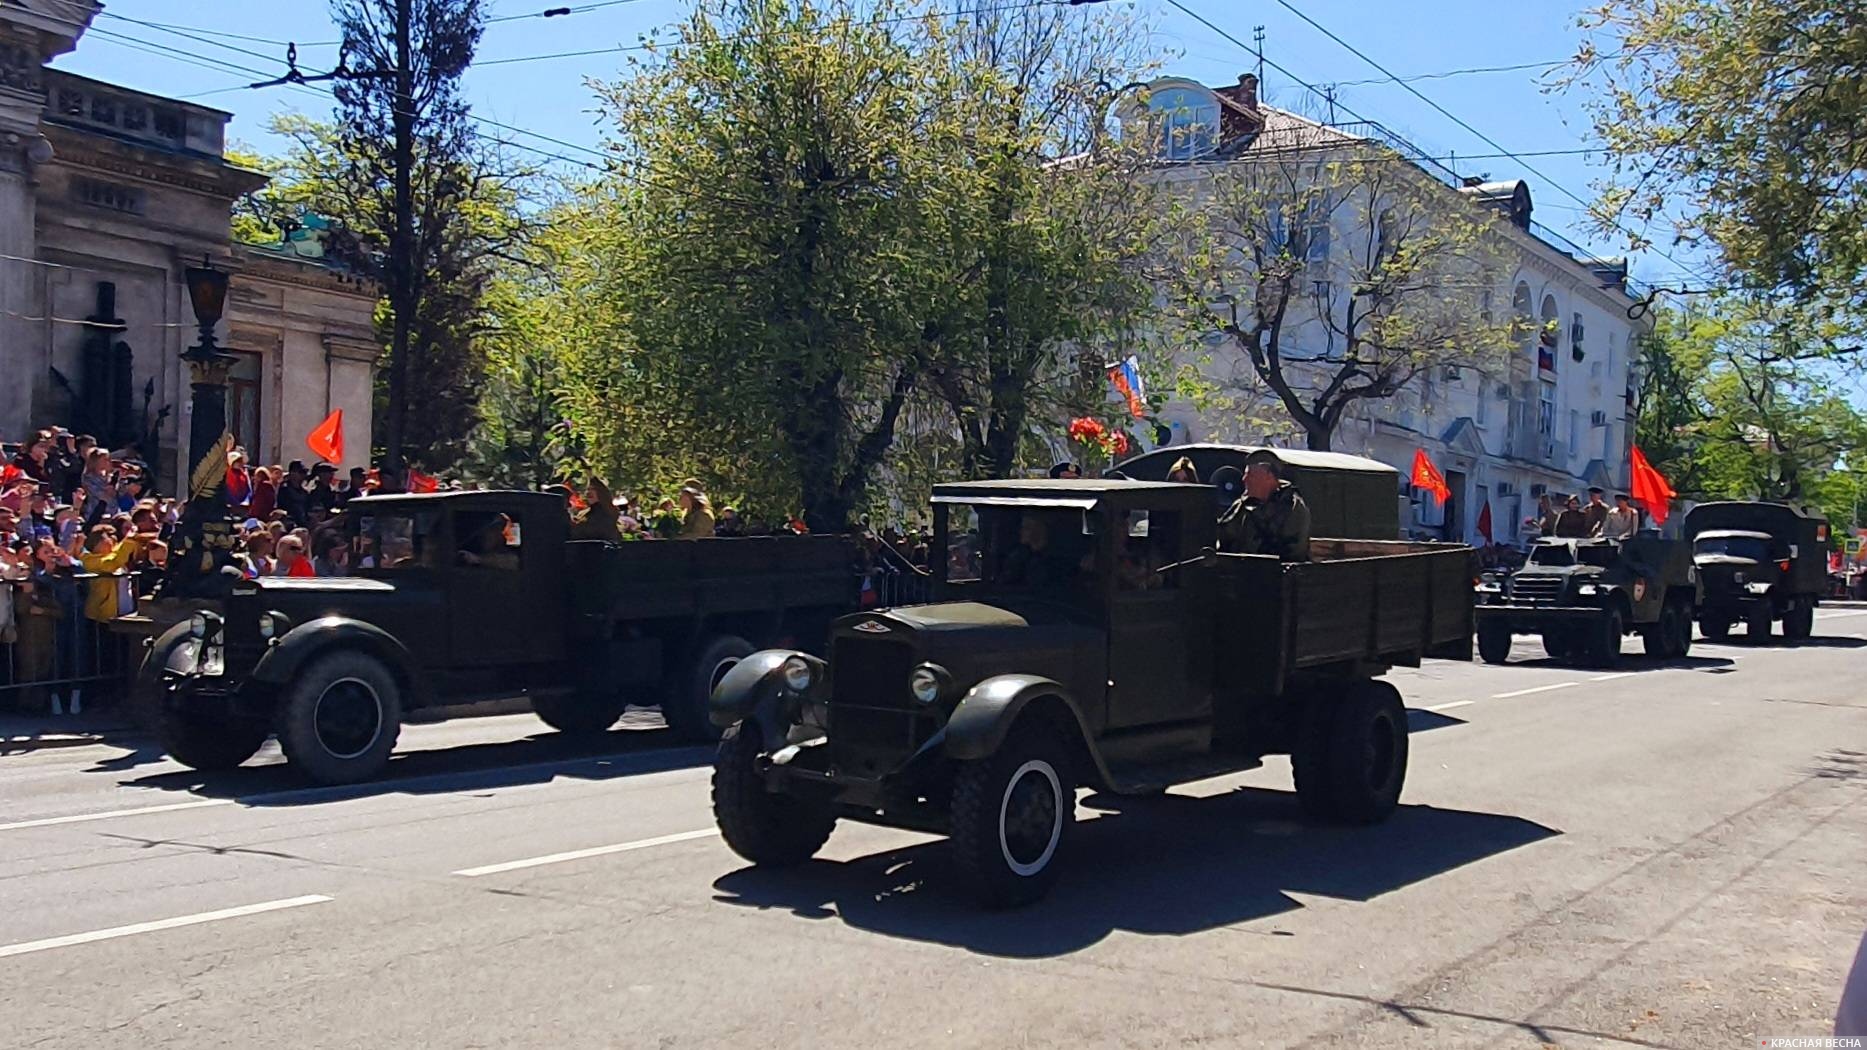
[1,1,378,485]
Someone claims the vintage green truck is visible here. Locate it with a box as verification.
[1685,501,1830,641]
[707,461,1473,907]
[140,491,855,784]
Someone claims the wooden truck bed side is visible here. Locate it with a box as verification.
[565,536,855,622]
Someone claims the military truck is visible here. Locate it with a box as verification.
[1473,536,1697,666]
[141,491,854,784]
[1685,501,1830,641]
[707,466,1473,907]
[1114,443,1401,539]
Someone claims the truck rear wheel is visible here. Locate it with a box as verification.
[1783,602,1814,641]
[533,690,628,735]
[949,721,1075,908]
[1477,624,1512,664]
[1644,604,1683,659]
[1293,681,1408,825]
[277,651,403,785]
[712,722,836,866]
[156,707,270,772]
[663,634,753,742]
[1701,618,1731,642]
[1746,606,1773,642]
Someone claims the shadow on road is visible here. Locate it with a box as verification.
[1405,708,1467,733]
[711,786,1559,958]
[113,722,712,808]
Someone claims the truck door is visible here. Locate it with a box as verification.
[1104,509,1207,730]
[447,508,536,666]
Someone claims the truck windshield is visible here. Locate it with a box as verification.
[1695,535,1772,561]
[943,504,1097,595]
[353,511,441,570]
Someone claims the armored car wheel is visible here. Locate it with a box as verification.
[1293,680,1408,825]
[663,634,753,743]
[1746,606,1773,642]
[1701,618,1731,642]
[1644,604,1683,659]
[277,650,403,785]
[1585,609,1624,669]
[949,722,1075,908]
[156,708,269,772]
[712,722,836,866]
[1783,602,1814,641]
[1670,604,1694,657]
[1476,624,1512,665]
[1541,629,1579,662]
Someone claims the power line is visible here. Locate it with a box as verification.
[1330,52,1627,88]
[486,0,653,25]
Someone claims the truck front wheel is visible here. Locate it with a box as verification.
[664,634,753,742]
[156,706,269,772]
[1701,618,1731,642]
[950,722,1075,908]
[1293,681,1408,825]
[712,722,836,866]
[1541,629,1578,662]
[277,651,403,785]
[1746,606,1773,642]
[1477,624,1512,664]
[1585,609,1624,668]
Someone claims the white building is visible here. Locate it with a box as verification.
[1129,74,1651,545]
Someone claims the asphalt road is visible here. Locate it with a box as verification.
[3,611,1864,1049]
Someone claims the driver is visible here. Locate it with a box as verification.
[459,515,520,570]
[999,514,1073,588]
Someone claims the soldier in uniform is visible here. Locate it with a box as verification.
[1217,452,1311,561]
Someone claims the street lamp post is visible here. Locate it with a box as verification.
[164,257,240,597]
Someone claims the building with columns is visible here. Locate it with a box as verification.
[1125,73,1653,545]
[1,1,378,486]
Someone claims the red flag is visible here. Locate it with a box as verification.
[1476,500,1493,544]
[1629,444,1675,526]
[1410,448,1451,504]
[306,408,344,464]
[407,468,439,494]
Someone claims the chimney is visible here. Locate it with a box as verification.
[1237,73,1259,112]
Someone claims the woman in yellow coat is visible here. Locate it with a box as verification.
[78,524,139,622]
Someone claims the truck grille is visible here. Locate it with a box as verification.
[1509,576,1566,603]
[828,637,922,778]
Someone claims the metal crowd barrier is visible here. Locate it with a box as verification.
[0,570,146,713]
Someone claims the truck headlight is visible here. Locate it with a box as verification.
[1745,581,1772,594]
[1477,581,1502,593]
[258,613,279,640]
[187,613,208,638]
[1577,583,1599,596]
[910,664,947,705]
[781,655,815,693]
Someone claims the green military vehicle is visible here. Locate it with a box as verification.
[708,459,1473,907]
[1473,536,1698,666]
[141,490,854,784]
[1685,501,1830,641]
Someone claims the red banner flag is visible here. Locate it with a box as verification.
[1411,448,1451,504]
[1476,500,1493,544]
[1629,444,1676,526]
[306,408,344,464]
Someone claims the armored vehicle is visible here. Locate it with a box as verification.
[708,467,1472,907]
[1473,536,1697,666]
[140,491,854,784]
[1114,443,1400,539]
[1685,501,1830,641]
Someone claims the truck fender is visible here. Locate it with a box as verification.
[145,620,200,679]
[251,617,429,706]
[942,675,1106,784]
[708,649,804,745]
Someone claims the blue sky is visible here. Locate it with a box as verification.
[54,0,1718,291]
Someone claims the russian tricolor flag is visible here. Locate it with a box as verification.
[1107,356,1146,419]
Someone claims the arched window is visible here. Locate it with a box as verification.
[1511,282,1534,349]
[1147,84,1219,160]
[1538,294,1560,373]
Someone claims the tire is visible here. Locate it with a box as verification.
[1477,624,1512,664]
[711,722,836,866]
[1292,680,1409,825]
[662,634,753,742]
[1644,604,1682,659]
[949,720,1076,908]
[533,689,628,735]
[1541,629,1576,662]
[1671,604,1694,658]
[276,650,403,785]
[1586,609,1623,669]
[1783,602,1814,641]
[1746,606,1773,642]
[155,706,269,771]
[1701,618,1731,642]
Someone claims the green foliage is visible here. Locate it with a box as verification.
[1569,0,1867,304]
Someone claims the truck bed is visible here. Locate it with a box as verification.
[566,536,855,621]
[1212,539,1475,695]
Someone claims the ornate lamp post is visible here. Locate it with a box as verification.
[164,257,239,597]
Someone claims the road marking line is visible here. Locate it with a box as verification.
[1425,700,1475,712]
[0,799,235,833]
[1815,610,1866,618]
[453,829,718,877]
[1491,682,1579,699]
[1588,672,1638,682]
[0,895,331,960]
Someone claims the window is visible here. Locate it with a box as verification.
[1148,86,1219,160]
[940,504,1095,595]
[1115,510,1182,591]
[354,511,441,570]
[1568,410,1580,455]
[1538,295,1560,373]
[455,511,523,570]
[1537,393,1555,437]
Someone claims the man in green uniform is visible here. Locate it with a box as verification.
[1217,452,1311,561]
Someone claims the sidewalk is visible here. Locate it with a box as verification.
[0,708,141,754]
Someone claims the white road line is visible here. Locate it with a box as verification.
[453,829,718,877]
[1588,672,1638,682]
[0,799,235,833]
[0,895,331,960]
[1491,681,1579,699]
[1815,610,1866,618]
[1424,700,1475,712]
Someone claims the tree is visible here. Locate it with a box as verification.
[1176,130,1516,451]
[1567,0,1867,303]
[330,0,484,474]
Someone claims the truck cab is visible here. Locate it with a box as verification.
[1685,501,1829,641]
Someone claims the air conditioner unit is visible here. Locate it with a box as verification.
[1590,410,1608,427]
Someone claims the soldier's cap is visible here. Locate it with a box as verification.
[1615,492,1631,501]
[1243,450,1285,477]
[1588,486,1604,495]
[287,460,308,474]
[311,462,338,475]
